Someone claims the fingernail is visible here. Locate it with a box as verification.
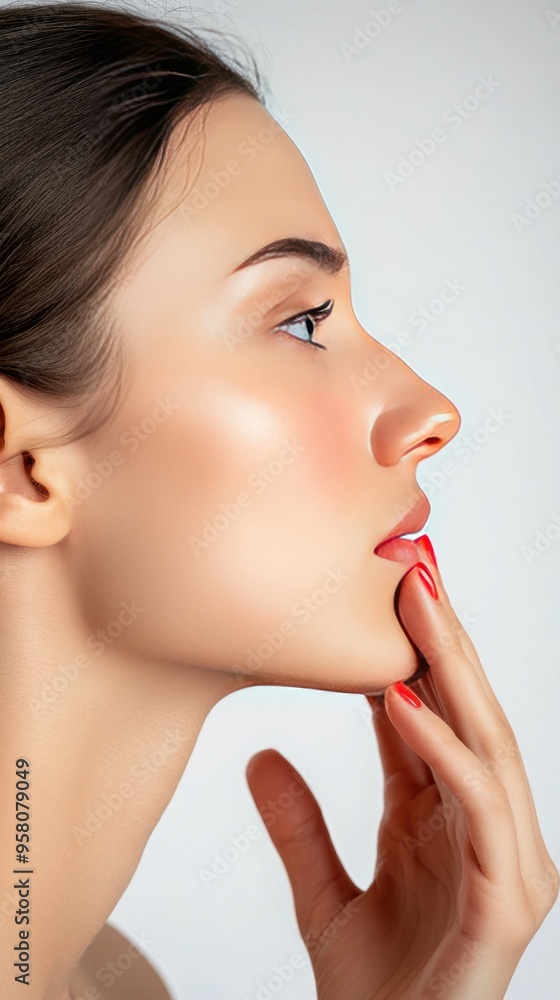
[413,561,439,601]
[415,533,438,570]
[392,680,422,708]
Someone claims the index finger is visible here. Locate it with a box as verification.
[367,694,434,809]
[414,535,503,710]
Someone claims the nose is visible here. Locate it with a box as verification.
[368,357,461,467]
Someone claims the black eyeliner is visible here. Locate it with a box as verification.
[274,298,334,350]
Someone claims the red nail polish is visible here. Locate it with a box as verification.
[415,561,439,601]
[415,533,438,570]
[392,680,422,708]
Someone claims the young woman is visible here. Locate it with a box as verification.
[0,4,557,998]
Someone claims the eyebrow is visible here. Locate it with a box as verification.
[231,236,349,276]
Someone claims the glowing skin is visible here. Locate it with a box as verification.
[70,92,461,694]
[0,92,461,998]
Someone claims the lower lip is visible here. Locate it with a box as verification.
[373,535,421,566]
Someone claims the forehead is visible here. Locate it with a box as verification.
[132,91,341,276]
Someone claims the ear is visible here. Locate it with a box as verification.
[0,378,76,547]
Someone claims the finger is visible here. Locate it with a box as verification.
[245,749,359,948]
[376,673,452,811]
[415,535,505,710]
[383,680,524,893]
[397,563,550,886]
[367,695,434,809]
[396,563,507,755]
[408,664,445,719]
[416,544,554,874]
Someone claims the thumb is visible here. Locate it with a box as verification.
[245,748,359,950]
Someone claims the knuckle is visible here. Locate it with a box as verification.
[483,723,520,770]
[550,864,560,896]
[536,859,560,910]
[475,899,535,954]
[492,724,520,764]
[477,775,508,810]
[504,903,538,950]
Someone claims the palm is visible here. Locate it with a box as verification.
[296,693,469,1000]
[245,558,559,1000]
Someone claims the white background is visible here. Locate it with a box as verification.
[99,1,560,996]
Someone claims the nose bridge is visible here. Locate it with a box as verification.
[351,340,461,467]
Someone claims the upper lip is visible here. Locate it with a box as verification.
[375,493,431,548]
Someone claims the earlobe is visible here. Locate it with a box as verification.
[0,380,75,548]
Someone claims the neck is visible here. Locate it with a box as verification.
[0,545,241,999]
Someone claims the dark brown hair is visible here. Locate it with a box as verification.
[0,1,264,444]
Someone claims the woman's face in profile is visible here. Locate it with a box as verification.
[70,91,461,696]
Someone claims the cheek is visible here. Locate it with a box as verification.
[73,373,393,671]
[193,385,371,615]
[110,383,368,590]
[293,384,364,503]
[173,378,363,533]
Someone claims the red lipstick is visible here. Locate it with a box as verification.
[374,494,431,566]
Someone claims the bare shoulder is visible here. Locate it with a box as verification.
[69,922,174,1000]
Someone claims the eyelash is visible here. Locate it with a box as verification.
[273,299,334,350]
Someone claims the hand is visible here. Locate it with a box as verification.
[245,544,559,1000]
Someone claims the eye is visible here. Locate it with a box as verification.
[273,299,334,349]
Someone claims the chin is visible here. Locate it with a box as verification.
[312,625,425,698]
[349,626,426,698]
[365,645,431,698]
